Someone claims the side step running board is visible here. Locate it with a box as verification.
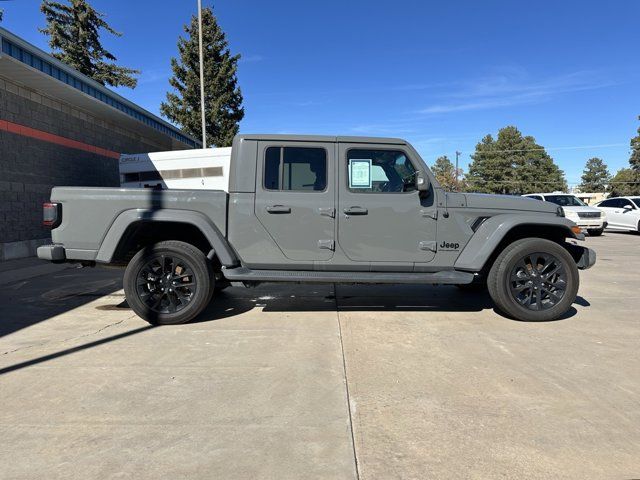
[222,267,474,285]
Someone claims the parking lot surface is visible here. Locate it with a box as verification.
[1,232,639,479]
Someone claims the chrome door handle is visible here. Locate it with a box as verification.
[266,205,291,214]
[343,206,368,215]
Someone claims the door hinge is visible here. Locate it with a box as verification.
[318,239,335,251]
[421,209,438,220]
[419,241,437,252]
[318,207,335,218]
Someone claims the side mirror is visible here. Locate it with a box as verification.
[623,205,633,211]
[416,171,430,192]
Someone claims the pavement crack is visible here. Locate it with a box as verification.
[1,318,128,357]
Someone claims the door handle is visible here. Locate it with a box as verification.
[266,205,291,214]
[343,206,368,215]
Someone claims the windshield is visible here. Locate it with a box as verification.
[631,198,640,208]
[544,195,587,207]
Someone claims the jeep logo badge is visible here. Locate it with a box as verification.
[439,241,460,251]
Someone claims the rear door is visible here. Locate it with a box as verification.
[255,141,335,262]
[336,143,437,267]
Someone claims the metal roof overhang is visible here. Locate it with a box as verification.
[0,28,198,151]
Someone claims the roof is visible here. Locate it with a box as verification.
[235,134,407,144]
[0,26,199,149]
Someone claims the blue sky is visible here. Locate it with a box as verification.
[2,0,639,184]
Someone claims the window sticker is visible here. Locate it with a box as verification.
[349,159,372,188]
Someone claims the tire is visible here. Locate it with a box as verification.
[487,238,579,321]
[587,227,604,236]
[124,241,214,325]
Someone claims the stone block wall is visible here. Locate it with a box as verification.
[0,76,180,260]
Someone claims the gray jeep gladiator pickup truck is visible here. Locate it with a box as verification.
[38,134,595,324]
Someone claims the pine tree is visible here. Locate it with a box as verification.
[40,0,139,88]
[161,6,244,147]
[578,157,610,192]
[609,168,640,197]
[466,126,566,195]
[432,155,463,191]
[0,9,4,22]
[630,116,640,171]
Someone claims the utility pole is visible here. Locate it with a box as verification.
[197,0,207,148]
[455,151,462,191]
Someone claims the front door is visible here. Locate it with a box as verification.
[598,199,619,227]
[255,141,335,262]
[618,198,638,229]
[337,143,437,266]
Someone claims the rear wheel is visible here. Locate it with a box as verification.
[124,241,213,325]
[487,238,579,321]
[587,227,604,236]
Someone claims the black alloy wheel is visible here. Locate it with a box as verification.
[136,254,197,314]
[509,252,566,311]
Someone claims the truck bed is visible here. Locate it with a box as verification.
[48,187,228,258]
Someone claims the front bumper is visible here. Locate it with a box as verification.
[576,246,597,270]
[37,244,66,263]
[571,218,605,229]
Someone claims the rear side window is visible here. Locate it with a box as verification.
[599,199,618,208]
[347,149,417,193]
[264,147,327,191]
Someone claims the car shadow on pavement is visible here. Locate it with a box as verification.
[189,285,587,323]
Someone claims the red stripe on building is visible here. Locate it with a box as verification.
[0,119,120,159]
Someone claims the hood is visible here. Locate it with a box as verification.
[463,193,558,214]
[560,205,601,213]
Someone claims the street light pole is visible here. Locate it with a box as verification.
[197,0,207,148]
[455,151,461,191]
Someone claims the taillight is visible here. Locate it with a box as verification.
[43,202,61,228]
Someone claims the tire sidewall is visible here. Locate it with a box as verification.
[124,241,213,325]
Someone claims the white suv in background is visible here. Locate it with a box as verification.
[523,193,607,236]
[594,197,640,233]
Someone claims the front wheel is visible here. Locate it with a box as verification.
[124,241,213,325]
[487,238,579,321]
[587,227,604,236]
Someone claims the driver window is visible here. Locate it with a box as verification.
[347,149,417,193]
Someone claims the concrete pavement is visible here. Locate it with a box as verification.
[1,232,639,479]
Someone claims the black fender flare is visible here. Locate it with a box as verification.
[95,209,238,266]
[454,214,579,272]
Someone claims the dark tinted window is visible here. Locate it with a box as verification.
[543,195,587,207]
[619,198,635,208]
[630,198,640,208]
[598,199,617,207]
[264,147,281,190]
[264,147,327,191]
[347,149,417,193]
